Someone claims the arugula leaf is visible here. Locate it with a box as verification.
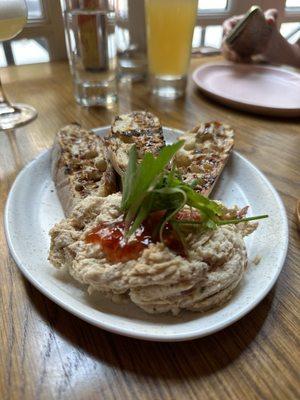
[120,139,268,248]
[126,193,154,237]
[122,141,184,227]
[151,190,184,211]
[173,214,268,227]
[155,187,187,242]
[216,214,268,225]
[183,185,223,216]
[164,171,223,216]
[121,145,137,210]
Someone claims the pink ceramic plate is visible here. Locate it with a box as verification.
[193,62,300,117]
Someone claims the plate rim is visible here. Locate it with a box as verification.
[4,127,289,341]
[192,61,300,116]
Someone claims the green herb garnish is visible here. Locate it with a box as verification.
[121,141,184,234]
[121,143,268,244]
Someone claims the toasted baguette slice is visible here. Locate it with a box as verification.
[173,121,234,196]
[51,124,117,216]
[106,111,165,175]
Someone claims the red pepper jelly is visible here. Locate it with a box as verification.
[85,211,200,262]
[86,221,152,263]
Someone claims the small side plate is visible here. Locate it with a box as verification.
[193,62,300,117]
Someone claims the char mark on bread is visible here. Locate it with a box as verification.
[173,121,234,197]
[106,111,165,175]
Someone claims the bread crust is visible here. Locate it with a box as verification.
[51,124,117,216]
[174,121,234,196]
[106,111,165,175]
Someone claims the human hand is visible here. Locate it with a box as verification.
[221,9,278,63]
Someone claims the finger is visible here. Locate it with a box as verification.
[223,19,235,35]
[221,43,240,62]
[222,38,253,64]
[222,15,243,36]
[264,8,278,24]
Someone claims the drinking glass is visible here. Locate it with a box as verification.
[62,0,118,107]
[0,0,37,130]
[145,0,198,99]
[115,0,147,82]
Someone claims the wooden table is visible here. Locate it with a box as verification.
[1,57,299,400]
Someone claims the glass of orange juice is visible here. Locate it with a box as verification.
[145,0,198,98]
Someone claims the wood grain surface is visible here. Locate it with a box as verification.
[0,57,299,400]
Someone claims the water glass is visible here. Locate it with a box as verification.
[115,0,147,81]
[145,0,198,99]
[62,0,118,106]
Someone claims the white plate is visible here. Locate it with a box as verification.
[193,62,300,117]
[4,127,288,342]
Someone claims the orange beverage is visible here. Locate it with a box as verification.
[145,0,198,97]
[0,16,26,41]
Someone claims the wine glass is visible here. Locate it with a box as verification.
[0,0,37,130]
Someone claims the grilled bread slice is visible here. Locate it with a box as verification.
[173,121,234,196]
[51,124,117,216]
[106,111,165,175]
